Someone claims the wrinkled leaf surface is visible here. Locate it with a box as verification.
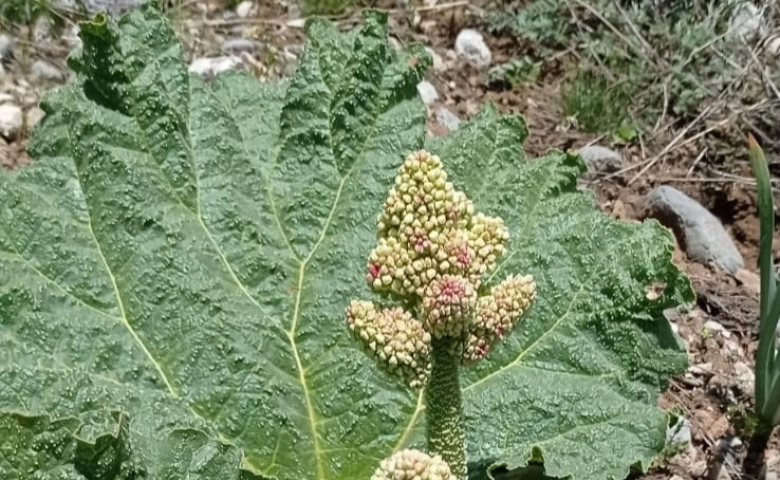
[0,5,692,480]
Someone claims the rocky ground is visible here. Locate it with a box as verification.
[1,0,780,479]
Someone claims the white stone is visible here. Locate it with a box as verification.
[0,34,14,60]
[729,2,766,42]
[435,107,460,131]
[188,56,242,77]
[765,36,780,57]
[666,416,692,448]
[416,80,438,105]
[236,0,254,18]
[26,107,45,130]
[0,93,15,105]
[734,361,755,393]
[455,29,491,69]
[31,60,64,81]
[64,25,82,49]
[704,320,731,338]
[0,104,23,139]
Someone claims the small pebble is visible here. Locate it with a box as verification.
[416,80,438,105]
[31,60,64,81]
[703,320,730,338]
[221,38,261,53]
[0,103,23,140]
[665,416,692,448]
[455,29,492,69]
[188,56,242,77]
[0,34,14,60]
[733,361,755,393]
[435,107,460,131]
[26,107,45,130]
[728,2,765,42]
[235,0,254,18]
[577,145,622,176]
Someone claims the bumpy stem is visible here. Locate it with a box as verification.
[425,338,466,480]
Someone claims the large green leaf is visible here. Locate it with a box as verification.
[0,4,693,480]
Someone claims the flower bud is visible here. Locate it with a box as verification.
[422,275,477,339]
[371,449,455,480]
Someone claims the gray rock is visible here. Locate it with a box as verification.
[644,186,744,274]
[188,56,242,77]
[0,93,15,105]
[31,60,64,81]
[416,80,438,105]
[577,145,622,175]
[235,0,254,18]
[435,107,460,131]
[221,38,261,53]
[666,416,692,448]
[0,35,14,61]
[454,29,491,69]
[0,104,23,140]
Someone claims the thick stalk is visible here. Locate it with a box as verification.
[425,338,466,480]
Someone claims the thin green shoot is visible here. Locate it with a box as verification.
[747,133,780,428]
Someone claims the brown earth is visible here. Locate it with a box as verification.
[2,0,780,479]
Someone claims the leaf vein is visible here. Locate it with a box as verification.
[285,38,390,480]
[85,213,179,397]
[215,83,300,262]
[0,250,119,321]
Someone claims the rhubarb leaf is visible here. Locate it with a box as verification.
[0,4,692,480]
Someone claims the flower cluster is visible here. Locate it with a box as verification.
[462,274,538,363]
[346,150,536,387]
[371,449,454,480]
[366,150,492,299]
[346,300,432,389]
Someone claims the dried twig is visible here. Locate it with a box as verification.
[686,148,708,177]
[413,1,474,12]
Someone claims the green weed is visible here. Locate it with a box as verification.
[562,68,635,135]
[487,0,764,139]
